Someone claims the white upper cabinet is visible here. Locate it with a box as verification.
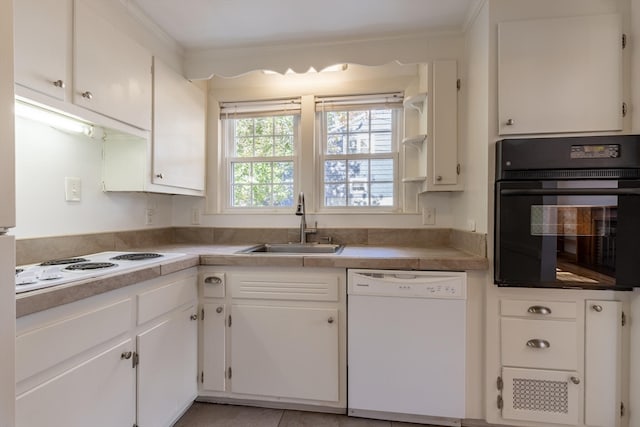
[498,14,623,135]
[73,0,152,130]
[152,59,206,191]
[14,0,70,101]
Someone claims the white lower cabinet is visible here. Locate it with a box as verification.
[490,294,625,427]
[15,268,198,427]
[199,267,346,409]
[16,339,135,427]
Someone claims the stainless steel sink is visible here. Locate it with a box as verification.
[238,243,343,254]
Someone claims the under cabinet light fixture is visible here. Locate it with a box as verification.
[14,100,94,136]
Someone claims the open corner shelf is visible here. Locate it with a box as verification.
[403,92,427,114]
[401,134,427,149]
[402,176,427,183]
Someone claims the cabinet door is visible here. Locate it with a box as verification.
[137,305,198,427]
[152,59,206,191]
[585,300,622,427]
[498,14,622,135]
[501,367,580,425]
[14,0,69,100]
[431,60,458,187]
[202,303,227,392]
[230,304,339,402]
[16,339,135,427]
[73,0,152,130]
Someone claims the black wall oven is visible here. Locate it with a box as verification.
[495,135,640,290]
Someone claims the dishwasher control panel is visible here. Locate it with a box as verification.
[347,269,466,299]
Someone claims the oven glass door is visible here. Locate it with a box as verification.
[496,179,640,289]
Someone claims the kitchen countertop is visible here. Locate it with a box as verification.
[16,243,488,317]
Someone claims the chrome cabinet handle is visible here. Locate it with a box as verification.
[81,91,93,100]
[570,376,580,385]
[527,305,552,315]
[526,339,550,349]
[190,314,198,321]
[204,276,222,285]
[216,306,223,314]
[506,118,514,126]
[155,173,164,179]
[52,79,65,88]
[592,304,603,312]
[327,317,334,324]
[121,351,132,360]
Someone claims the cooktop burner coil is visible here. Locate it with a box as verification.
[39,257,89,266]
[110,253,163,261]
[65,262,118,271]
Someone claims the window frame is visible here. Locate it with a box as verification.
[221,109,301,212]
[316,101,402,212]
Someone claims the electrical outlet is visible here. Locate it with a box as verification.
[145,208,154,225]
[422,207,435,225]
[191,208,201,225]
[64,177,81,202]
[467,219,476,232]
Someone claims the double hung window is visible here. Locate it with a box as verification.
[221,99,301,209]
[317,94,402,209]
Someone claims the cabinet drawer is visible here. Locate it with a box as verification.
[137,276,196,325]
[16,298,132,383]
[501,299,577,319]
[200,272,225,298]
[501,318,577,370]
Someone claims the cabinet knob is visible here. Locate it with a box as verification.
[216,306,223,314]
[155,173,164,179]
[327,317,334,324]
[526,339,550,349]
[190,314,198,321]
[506,118,514,126]
[81,91,93,100]
[591,304,603,312]
[527,305,552,315]
[120,351,132,360]
[570,376,580,385]
[52,79,65,88]
[436,175,443,182]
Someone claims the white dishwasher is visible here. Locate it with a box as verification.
[347,269,466,427]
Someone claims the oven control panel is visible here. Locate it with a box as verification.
[570,144,620,159]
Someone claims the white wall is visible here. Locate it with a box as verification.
[13,117,173,238]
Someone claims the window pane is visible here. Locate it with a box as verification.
[349,110,369,132]
[252,185,272,206]
[370,182,394,206]
[371,159,394,182]
[232,162,251,184]
[254,136,273,157]
[371,132,392,153]
[325,184,346,206]
[274,135,294,156]
[235,137,253,157]
[232,185,252,207]
[273,162,293,183]
[327,111,347,134]
[253,162,272,184]
[348,133,370,154]
[274,116,294,135]
[254,117,274,135]
[325,160,346,182]
[327,135,346,155]
[273,184,294,207]
[235,118,254,137]
[348,160,369,181]
[370,109,392,131]
[348,182,369,206]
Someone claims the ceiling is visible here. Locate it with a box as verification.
[130,0,479,50]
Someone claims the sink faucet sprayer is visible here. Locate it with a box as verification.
[295,192,316,243]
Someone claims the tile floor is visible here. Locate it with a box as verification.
[173,402,447,427]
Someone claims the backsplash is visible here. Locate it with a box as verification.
[16,227,486,265]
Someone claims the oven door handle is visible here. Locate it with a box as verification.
[500,188,640,196]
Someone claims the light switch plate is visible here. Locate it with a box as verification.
[64,177,81,202]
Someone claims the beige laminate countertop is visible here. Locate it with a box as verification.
[16,243,487,317]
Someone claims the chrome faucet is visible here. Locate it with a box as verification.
[295,192,316,243]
